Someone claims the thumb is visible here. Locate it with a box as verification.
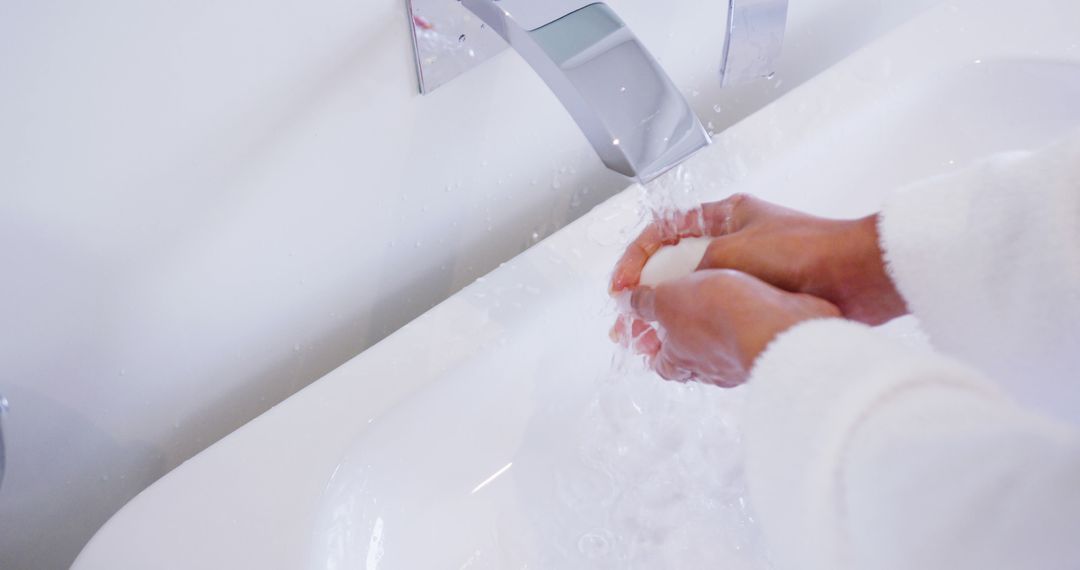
[630,286,658,321]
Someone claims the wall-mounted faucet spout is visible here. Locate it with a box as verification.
[406,0,711,184]
[406,0,787,182]
[459,1,711,183]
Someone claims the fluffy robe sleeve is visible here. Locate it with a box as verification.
[743,131,1080,570]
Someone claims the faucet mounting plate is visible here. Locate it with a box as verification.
[406,0,509,93]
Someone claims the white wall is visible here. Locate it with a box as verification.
[0,0,939,567]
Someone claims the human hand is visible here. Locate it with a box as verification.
[613,269,841,386]
[610,194,907,325]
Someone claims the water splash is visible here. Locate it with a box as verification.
[503,343,773,569]
[499,166,772,568]
[635,164,711,250]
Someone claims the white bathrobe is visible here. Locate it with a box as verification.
[745,131,1080,570]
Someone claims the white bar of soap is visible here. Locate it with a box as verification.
[638,237,712,287]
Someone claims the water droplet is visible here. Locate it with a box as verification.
[712,103,723,113]
[468,48,476,58]
[458,34,466,43]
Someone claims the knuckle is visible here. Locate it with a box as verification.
[726,192,756,214]
[727,192,751,206]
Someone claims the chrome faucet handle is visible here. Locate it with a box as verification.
[719,0,789,86]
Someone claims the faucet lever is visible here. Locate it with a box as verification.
[719,0,789,86]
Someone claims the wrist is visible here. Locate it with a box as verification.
[822,215,908,324]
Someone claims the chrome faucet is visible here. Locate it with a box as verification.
[405,0,786,184]
[459,1,709,183]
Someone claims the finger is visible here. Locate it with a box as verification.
[716,375,745,389]
[610,206,724,293]
[699,193,759,237]
[653,208,710,241]
[610,317,662,357]
[610,315,648,341]
[634,324,662,357]
[610,195,765,292]
[609,319,624,344]
[653,353,694,383]
[629,286,658,322]
[609,224,679,293]
[700,370,745,389]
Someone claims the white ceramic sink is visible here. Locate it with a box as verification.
[0,0,941,565]
[74,0,1080,567]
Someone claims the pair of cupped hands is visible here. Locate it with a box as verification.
[609,194,909,387]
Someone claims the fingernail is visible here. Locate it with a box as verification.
[609,272,626,292]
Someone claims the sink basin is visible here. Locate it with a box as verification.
[73,0,1080,568]
[307,62,1080,570]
